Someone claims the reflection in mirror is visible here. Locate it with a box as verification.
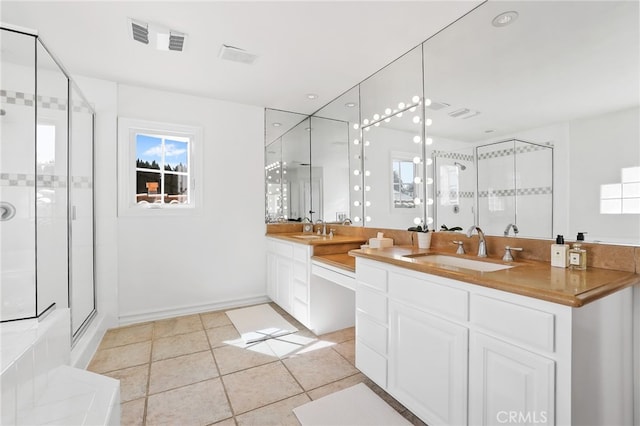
[359,46,427,229]
[310,116,350,223]
[265,139,282,221]
[281,118,311,221]
[434,147,475,232]
[424,1,639,244]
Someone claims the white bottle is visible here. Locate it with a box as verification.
[551,235,569,268]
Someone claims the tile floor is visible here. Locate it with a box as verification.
[87,303,425,426]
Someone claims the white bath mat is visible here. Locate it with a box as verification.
[293,383,411,426]
[225,304,298,344]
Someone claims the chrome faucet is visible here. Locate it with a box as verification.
[342,218,352,225]
[504,223,519,237]
[316,219,326,236]
[466,225,487,257]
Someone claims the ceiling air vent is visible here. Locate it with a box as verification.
[218,44,258,65]
[426,101,450,111]
[169,32,185,52]
[130,19,149,45]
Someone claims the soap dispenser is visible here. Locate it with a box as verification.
[551,235,569,268]
[568,243,587,270]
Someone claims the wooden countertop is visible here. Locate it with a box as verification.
[349,246,640,307]
[266,232,366,246]
[311,253,356,273]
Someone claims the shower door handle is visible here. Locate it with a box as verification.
[71,205,77,220]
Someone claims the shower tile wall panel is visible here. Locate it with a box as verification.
[477,144,516,236]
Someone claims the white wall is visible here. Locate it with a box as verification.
[116,85,266,324]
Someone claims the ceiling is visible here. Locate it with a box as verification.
[0,1,482,115]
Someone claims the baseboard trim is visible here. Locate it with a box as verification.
[118,295,271,326]
[71,312,115,369]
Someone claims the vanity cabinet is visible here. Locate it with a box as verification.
[355,257,634,426]
[266,238,311,327]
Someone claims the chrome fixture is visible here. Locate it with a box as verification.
[0,201,16,221]
[466,225,487,257]
[454,161,467,171]
[452,240,465,255]
[342,218,353,225]
[316,219,326,236]
[502,246,523,262]
[504,223,519,236]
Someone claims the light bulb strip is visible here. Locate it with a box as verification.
[361,100,421,129]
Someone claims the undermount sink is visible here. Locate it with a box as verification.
[403,254,515,272]
[293,234,322,240]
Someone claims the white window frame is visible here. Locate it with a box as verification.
[118,117,203,216]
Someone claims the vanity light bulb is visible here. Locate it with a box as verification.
[283,170,287,174]
[365,201,371,207]
[268,176,272,180]
[397,112,403,118]
[426,137,433,145]
[283,187,287,192]
[353,123,359,130]
[374,122,380,127]
[365,186,371,191]
[385,108,392,115]
[414,177,422,184]
[425,118,433,126]
[426,217,434,225]
[364,127,370,132]
[276,188,280,192]
[283,206,288,210]
[426,178,434,185]
[365,170,371,176]
[413,217,422,225]
[282,162,287,166]
[354,201,361,207]
[364,140,370,146]
[353,139,360,145]
[384,118,391,123]
[363,118,370,125]
[398,102,405,109]
[427,198,434,205]
[354,216,361,222]
[365,216,372,222]
[413,156,421,164]
[373,114,380,120]
[426,158,433,166]
[414,198,422,205]
[424,98,432,106]
[354,170,361,176]
[354,185,361,191]
[413,116,421,124]
[409,107,416,113]
[413,135,421,144]
[412,95,420,103]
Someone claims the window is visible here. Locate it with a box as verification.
[118,118,202,216]
[392,159,416,209]
[600,166,640,214]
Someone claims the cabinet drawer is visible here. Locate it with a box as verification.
[356,312,387,355]
[357,262,388,292]
[389,272,468,322]
[268,239,293,258]
[293,262,307,282]
[356,340,387,389]
[293,245,310,262]
[471,294,555,353]
[293,280,308,303]
[356,283,387,323]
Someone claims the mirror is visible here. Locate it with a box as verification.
[423,0,639,244]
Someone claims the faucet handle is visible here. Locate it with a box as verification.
[452,240,465,255]
[502,246,523,262]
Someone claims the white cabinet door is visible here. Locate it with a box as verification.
[275,256,293,312]
[469,332,555,426]
[388,301,468,426]
[266,252,277,302]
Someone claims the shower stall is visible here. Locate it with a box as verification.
[0,25,96,341]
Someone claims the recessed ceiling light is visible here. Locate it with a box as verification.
[492,11,519,27]
[272,122,282,127]
[306,93,318,100]
[345,102,357,108]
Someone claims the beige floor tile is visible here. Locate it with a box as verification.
[213,343,279,375]
[149,350,218,394]
[146,378,231,426]
[265,333,319,358]
[153,314,203,338]
[282,347,358,390]
[236,393,310,426]
[318,327,355,344]
[306,372,368,400]
[333,339,356,365]
[152,330,209,361]
[103,365,149,402]
[120,398,145,426]
[211,418,237,426]
[201,311,232,329]
[88,341,151,374]
[206,324,241,348]
[223,362,303,415]
[100,323,154,349]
